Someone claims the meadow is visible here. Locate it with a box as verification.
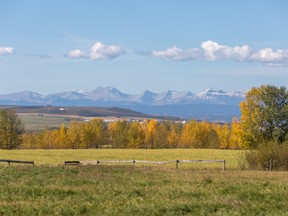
[18,114,80,131]
[1,149,288,215]
[0,149,241,168]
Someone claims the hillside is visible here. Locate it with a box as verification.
[0,105,177,120]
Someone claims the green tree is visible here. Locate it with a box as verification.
[240,85,288,147]
[0,109,24,149]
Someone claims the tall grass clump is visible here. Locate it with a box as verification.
[245,141,288,170]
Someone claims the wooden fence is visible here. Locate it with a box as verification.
[65,159,226,171]
[0,159,34,166]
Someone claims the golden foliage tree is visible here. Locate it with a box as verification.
[240,85,288,148]
[109,120,129,148]
[145,119,158,148]
[127,121,145,148]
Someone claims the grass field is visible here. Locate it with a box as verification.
[18,114,146,131]
[18,114,83,131]
[0,149,242,169]
[1,149,288,215]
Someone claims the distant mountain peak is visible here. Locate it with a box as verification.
[0,86,246,106]
[76,89,89,94]
[0,87,246,121]
[200,88,225,95]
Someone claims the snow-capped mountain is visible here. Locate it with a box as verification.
[88,87,130,101]
[0,86,246,106]
[0,87,246,121]
[195,88,246,105]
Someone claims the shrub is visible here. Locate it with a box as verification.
[245,141,288,170]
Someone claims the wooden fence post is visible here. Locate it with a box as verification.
[223,160,226,171]
[269,159,273,172]
[176,160,179,170]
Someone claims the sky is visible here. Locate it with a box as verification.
[1,0,288,95]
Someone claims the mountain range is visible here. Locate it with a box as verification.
[0,87,246,122]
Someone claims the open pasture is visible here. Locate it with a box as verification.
[1,149,288,215]
[18,114,76,131]
[0,149,241,169]
[1,165,288,215]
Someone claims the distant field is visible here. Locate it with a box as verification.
[0,149,242,169]
[18,114,121,131]
[19,114,75,131]
[2,105,179,131]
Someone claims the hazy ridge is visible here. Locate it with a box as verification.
[0,87,246,121]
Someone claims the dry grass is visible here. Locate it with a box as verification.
[0,149,242,169]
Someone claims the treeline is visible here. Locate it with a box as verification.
[21,118,243,149]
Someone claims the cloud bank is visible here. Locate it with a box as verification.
[0,47,14,56]
[150,41,288,67]
[66,42,126,60]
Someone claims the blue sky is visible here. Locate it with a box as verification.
[1,1,288,95]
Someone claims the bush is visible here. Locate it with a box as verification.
[245,141,288,170]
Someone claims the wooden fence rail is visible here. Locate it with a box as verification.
[0,159,34,166]
[65,159,226,171]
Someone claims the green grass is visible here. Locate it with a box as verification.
[1,149,286,215]
[1,166,288,215]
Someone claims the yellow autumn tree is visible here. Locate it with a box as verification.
[230,117,243,149]
[87,118,108,148]
[108,120,129,148]
[127,121,145,148]
[216,123,232,149]
[145,119,158,148]
[180,120,195,148]
[21,133,38,149]
[167,122,181,148]
[66,121,83,149]
[154,122,170,148]
[57,123,67,148]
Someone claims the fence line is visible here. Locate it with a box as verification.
[0,159,34,166]
[65,159,226,171]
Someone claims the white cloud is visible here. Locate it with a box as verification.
[66,42,125,60]
[66,49,87,59]
[89,42,125,60]
[201,40,251,61]
[0,47,14,56]
[151,46,201,61]
[149,40,288,67]
[250,48,288,66]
